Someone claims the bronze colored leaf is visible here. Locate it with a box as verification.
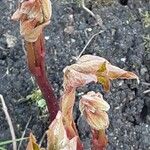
[79,91,110,130]
[63,55,139,92]
[96,62,139,91]
[63,66,97,91]
[11,0,52,42]
[47,111,77,150]
[107,64,139,81]
[26,133,40,150]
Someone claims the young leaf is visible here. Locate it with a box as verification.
[96,62,139,91]
[79,91,110,130]
[26,133,41,150]
[64,55,139,92]
[11,0,52,42]
[63,66,97,92]
[47,111,77,150]
[79,91,110,149]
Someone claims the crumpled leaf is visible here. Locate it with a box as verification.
[63,66,97,91]
[79,91,110,130]
[63,55,139,92]
[47,111,77,150]
[72,55,109,74]
[26,133,41,150]
[12,0,52,42]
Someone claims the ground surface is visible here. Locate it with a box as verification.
[0,0,150,149]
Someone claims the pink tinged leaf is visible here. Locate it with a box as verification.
[26,133,41,150]
[59,136,77,150]
[107,64,139,82]
[63,67,97,91]
[77,55,108,64]
[21,20,50,42]
[11,0,52,42]
[61,88,76,123]
[80,91,110,111]
[11,0,35,20]
[79,91,110,130]
[47,111,77,150]
[73,55,109,74]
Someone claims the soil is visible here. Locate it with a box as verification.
[0,0,150,149]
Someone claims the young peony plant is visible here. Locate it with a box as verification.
[12,0,139,149]
[25,54,138,150]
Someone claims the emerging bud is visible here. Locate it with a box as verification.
[47,111,77,150]
[79,91,110,130]
[12,0,52,42]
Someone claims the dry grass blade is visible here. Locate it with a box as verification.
[76,31,104,61]
[18,116,32,150]
[0,94,17,150]
[143,89,150,94]
[81,0,103,26]
[39,132,46,147]
[141,82,150,86]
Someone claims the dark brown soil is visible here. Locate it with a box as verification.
[0,0,150,149]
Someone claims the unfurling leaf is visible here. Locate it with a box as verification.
[26,133,40,150]
[12,0,52,42]
[79,91,110,130]
[60,88,76,125]
[79,91,110,149]
[63,55,139,92]
[63,66,97,92]
[47,111,77,150]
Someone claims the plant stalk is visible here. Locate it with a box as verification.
[92,129,108,150]
[25,33,59,121]
[61,88,83,150]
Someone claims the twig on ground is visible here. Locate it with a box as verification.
[81,0,103,26]
[0,46,6,50]
[81,0,95,18]
[141,82,150,86]
[39,132,46,147]
[76,30,104,61]
[18,116,32,150]
[143,89,150,94]
[0,94,17,150]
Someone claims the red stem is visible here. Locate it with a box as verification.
[25,34,59,121]
[92,129,108,150]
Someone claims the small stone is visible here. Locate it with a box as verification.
[87,28,92,32]
[4,32,17,48]
[120,57,126,62]
[45,36,50,40]
[140,67,147,75]
[71,38,75,43]
[64,26,74,34]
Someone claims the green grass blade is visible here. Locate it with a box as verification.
[0,147,6,150]
[0,137,28,146]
